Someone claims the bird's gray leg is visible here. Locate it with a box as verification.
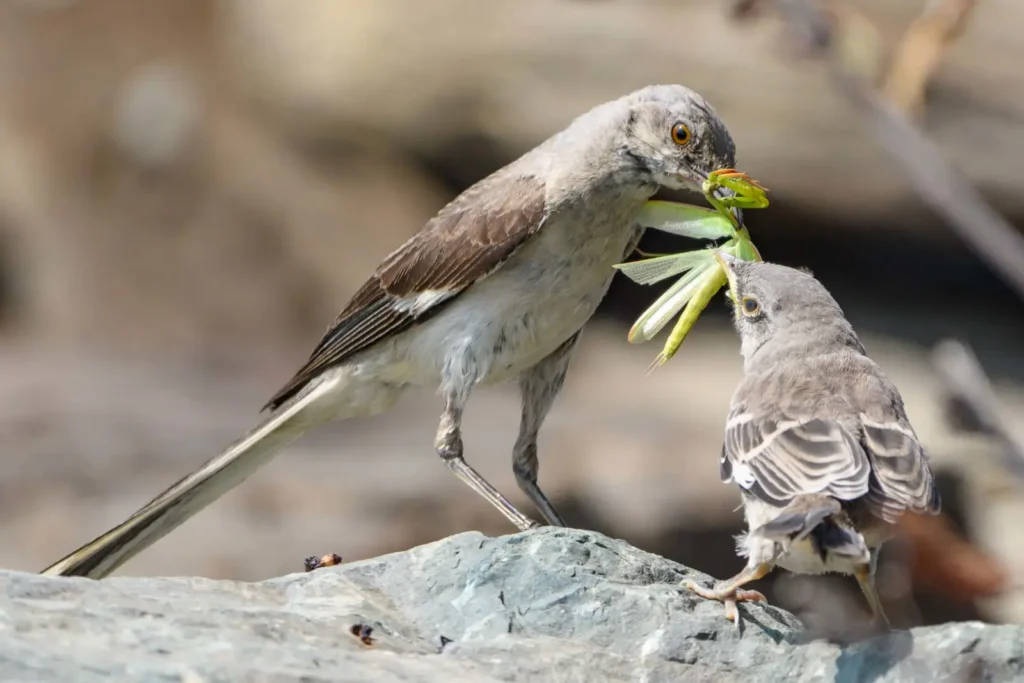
[854,550,892,631]
[435,393,540,531]
[512,331,581,527]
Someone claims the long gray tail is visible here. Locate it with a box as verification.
[40,376,342,579]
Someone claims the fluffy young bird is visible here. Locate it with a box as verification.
[43,84,739,579]
[685,253,941,629]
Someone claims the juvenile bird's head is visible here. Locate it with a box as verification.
[713,253,861,365]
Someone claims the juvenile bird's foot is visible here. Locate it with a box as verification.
[683,562,773,624]
[684,580,768,622]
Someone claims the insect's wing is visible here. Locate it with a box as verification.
[627,259,715,342]
[614,249,715,286]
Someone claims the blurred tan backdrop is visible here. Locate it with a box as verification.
[1,0,1023,633]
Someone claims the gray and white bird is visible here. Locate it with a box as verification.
[43,84,739,579]
[685,253,940,629]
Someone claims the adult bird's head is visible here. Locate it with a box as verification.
[616,84,737,194]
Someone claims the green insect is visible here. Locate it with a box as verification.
[704,168,770,220]
[614,169,769,368]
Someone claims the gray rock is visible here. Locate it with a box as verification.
[0,528,1020,682]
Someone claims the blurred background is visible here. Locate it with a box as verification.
[0,0,1022,639]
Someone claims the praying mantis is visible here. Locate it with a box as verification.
[614,169,770,368]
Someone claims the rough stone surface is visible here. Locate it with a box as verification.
[1,528,1021,682]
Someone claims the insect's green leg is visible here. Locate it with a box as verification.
[650,265,728,369]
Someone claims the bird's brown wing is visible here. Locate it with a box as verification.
[720,403,873,507]
[264,173,548,410]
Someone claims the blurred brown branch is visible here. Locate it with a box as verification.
[882,0,980,117]
[932,339,1024,480]
[732,0,1024,304]
[736,0,980,109]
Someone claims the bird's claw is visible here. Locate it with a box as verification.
[684,580,767,623]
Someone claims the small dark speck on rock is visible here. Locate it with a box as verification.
[304,553,343,572]
[349,624,374,646]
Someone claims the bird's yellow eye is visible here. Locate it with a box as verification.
[741,296,760,316]
[671,123,692,146]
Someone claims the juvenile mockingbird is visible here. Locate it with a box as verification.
[685,253,940,629]
[43,84,739,579]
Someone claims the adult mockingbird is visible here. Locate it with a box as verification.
[43,84,739,579]
[685,253,940,629]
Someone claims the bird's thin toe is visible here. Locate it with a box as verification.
[734,588,767,603]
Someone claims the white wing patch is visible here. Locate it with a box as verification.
[722,410,872,506]
[731,461,757,490]
[392,289,456,316]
